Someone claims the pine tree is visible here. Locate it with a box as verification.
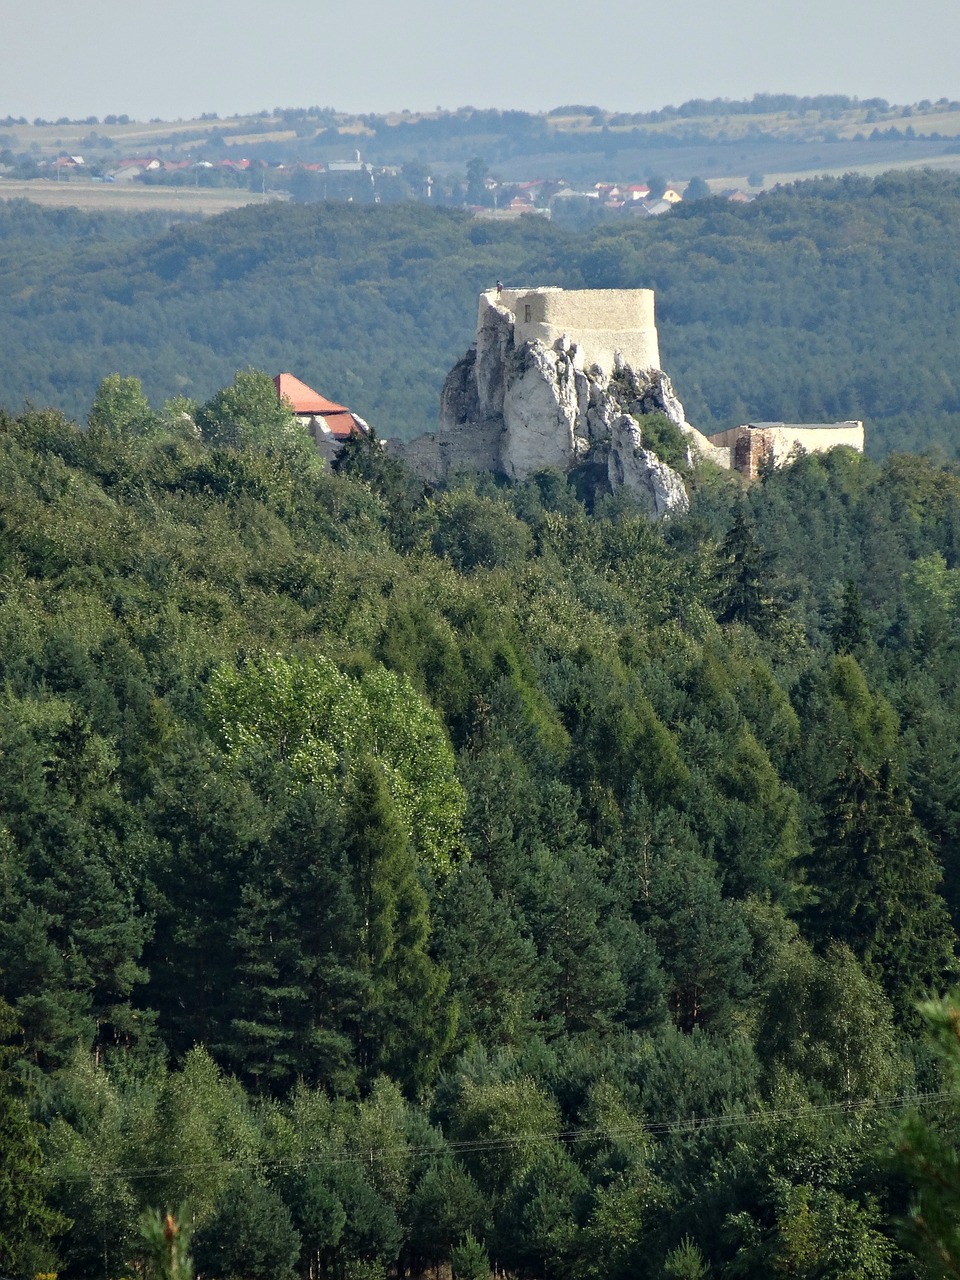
[522,846,626,1036]
[437,864,541,1049]
[663,1237,710,1279]
[712,506,783,635]
[405,1160,488,1276]
[138,1208,193,1280]
[192,1171,300,1280]
[216,786,363,1094]
[640,846,753,1032]
[0,998,66,1276]
[343,756,455,1091]
[451,1231,491,1280]
[806,759,957,1019]
[898,993,960,1278]
[832,580,869,655]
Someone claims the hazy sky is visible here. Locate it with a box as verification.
[3,0,957,121]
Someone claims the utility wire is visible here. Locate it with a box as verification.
[35,1088,958,1187]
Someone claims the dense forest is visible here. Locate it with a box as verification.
[2,170,960,457]
[3,367,960,1277]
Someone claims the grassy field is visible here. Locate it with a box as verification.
[2,115,262,147]
[740,149,960,191]
[0,178,287,215]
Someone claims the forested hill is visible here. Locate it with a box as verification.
[2,168,960,455]
[4,391,960,1276]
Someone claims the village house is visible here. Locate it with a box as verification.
[630,198,674,217]
[273,372,369,461]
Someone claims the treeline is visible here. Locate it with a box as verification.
[4,94,930,136]
[624,91,896,120]
[2,375,960,1276]
[3,171,960,453]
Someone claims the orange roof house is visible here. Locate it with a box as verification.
[274,373,369,454]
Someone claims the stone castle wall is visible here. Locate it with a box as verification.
[397,420,502,486]
[482,287,660,374]
[707,421,865,477]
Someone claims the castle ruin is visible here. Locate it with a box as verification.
[393,285,864,512]
[706,421,865,478]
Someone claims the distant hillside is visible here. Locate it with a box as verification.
[1,170,959,454]
[3,94,960,199]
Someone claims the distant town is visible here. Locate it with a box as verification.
[1,148,758,217]
[3,95,960,219]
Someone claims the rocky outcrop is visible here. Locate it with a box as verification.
[392,288,703,516]
[603,362,731,469]
[500,338,587,478]
[608,415,690,518]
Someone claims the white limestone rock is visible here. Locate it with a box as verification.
[585,374,628,444]
[500,340,583,479]
[608,416,690,517]
[475,299,514,418]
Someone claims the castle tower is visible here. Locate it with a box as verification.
[484,286,660,374]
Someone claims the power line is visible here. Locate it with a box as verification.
[36,1088,958,1187]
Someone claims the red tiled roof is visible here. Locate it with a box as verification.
[274,372,345,414]
[274,373,360,440]
[320,410,361,439]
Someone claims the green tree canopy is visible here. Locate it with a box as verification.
[0,997,66,1276]
[195,368,303,452]
[88,374,156,436]
[206,652,465,873]
[805,759,957,1019]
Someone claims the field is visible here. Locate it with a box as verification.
[717,148,960,193]
[0,177,286,215]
